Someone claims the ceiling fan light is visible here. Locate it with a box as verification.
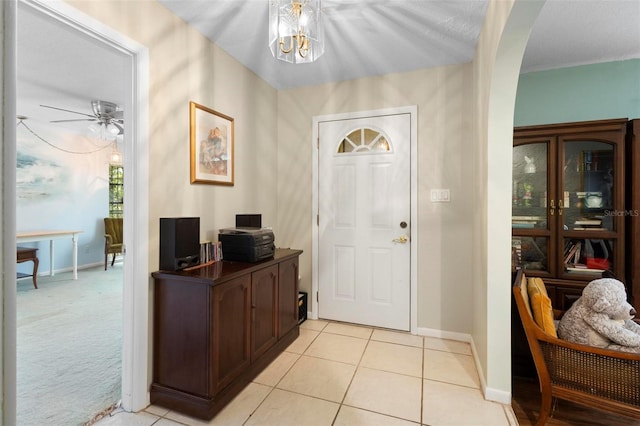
[107,122,120,135]
[110,146,123,165]
[88,122,102,133]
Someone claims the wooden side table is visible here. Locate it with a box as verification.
[17,247,39,289]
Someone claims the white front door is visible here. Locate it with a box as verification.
[318,112,411,331]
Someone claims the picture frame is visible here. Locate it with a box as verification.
[190,101,234,185]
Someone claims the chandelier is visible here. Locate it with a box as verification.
[269,0,324,64]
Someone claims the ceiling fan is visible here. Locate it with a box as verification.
[40,100,124,135]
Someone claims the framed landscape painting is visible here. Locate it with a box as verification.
[190,101,234,185]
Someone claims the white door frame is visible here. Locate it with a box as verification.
[312,105,418,333]
[11,0,150,414]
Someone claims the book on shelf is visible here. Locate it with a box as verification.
[512,215,545,221]
[573,227,607,231]
[563,241,582,265]
[512,221,536,229]
[574,218,602,226]
[511,238,522,267]
[566,265,605,274]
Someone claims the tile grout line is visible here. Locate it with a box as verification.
[241,322,328,426]
[329,326,373,426]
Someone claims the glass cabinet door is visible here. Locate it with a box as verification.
[513,143,549,229]
[512,142,550,273]
[561,141,615,231]
[560,140,616,277]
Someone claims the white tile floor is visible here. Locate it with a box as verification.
[96,320,517,426]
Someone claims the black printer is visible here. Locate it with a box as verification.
[218,228,275,262]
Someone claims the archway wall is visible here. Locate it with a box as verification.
[471,0,545,402]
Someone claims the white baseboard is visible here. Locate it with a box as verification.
[415,327,512,405]
[32,261,110,277]
[414,326,472,342]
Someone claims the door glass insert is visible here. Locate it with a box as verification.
[562,141,614,231]
[512,237,548,272]
[512,143,548,230]
[337,128,392,154]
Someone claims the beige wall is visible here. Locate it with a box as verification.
[67,0,280,271]
[62,0,545,403]
[277,64,475,334]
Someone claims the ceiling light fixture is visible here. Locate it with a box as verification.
[89,121,120,141]
[109,142,123,165]
[269,0,324,64]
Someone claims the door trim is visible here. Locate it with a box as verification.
[311,105,418,333]
[19,0,150,413]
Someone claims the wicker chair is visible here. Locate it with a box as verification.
[512,269,640,425]
[104,217,123,270]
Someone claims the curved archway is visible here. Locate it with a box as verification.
[473,0,546,404]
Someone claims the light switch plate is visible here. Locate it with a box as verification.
[430,189,450,203]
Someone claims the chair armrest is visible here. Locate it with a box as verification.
[105,234,113,245]
[538,331,640,361]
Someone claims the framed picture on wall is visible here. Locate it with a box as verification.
[189,101,234,185]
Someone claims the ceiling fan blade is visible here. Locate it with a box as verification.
[50,118,97,123]
[112,110,124,119]
[40,104,96,118]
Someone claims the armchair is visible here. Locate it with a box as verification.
[512,269,640,425]
[104,217,123,270]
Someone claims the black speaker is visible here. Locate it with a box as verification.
[159,217,200,271]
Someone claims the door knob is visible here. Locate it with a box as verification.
[392,235,408,244]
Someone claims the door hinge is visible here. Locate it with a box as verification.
[316,292,319,302]
[317,214,319,226]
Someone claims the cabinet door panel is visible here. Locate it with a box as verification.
[251,265,278,361]
[211,275,251,395]
[278,257,299,338]
[154,279,209,396]
[513,141,551,231]
[512,140,552,275]
[560,140,616,231]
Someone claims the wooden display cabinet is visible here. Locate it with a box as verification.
[512,118,628,311]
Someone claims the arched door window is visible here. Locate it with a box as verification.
[337,127,392,154]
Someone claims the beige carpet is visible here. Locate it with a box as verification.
[17,262,123,426]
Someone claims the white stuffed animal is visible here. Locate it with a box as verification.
[557,278,640,353]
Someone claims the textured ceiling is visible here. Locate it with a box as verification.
[157,0,490,90]
[16,0,640,130]
[157,0,640,90]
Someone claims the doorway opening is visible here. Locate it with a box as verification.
[12,0,150,423]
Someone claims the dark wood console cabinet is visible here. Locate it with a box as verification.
[151,248,302,420]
